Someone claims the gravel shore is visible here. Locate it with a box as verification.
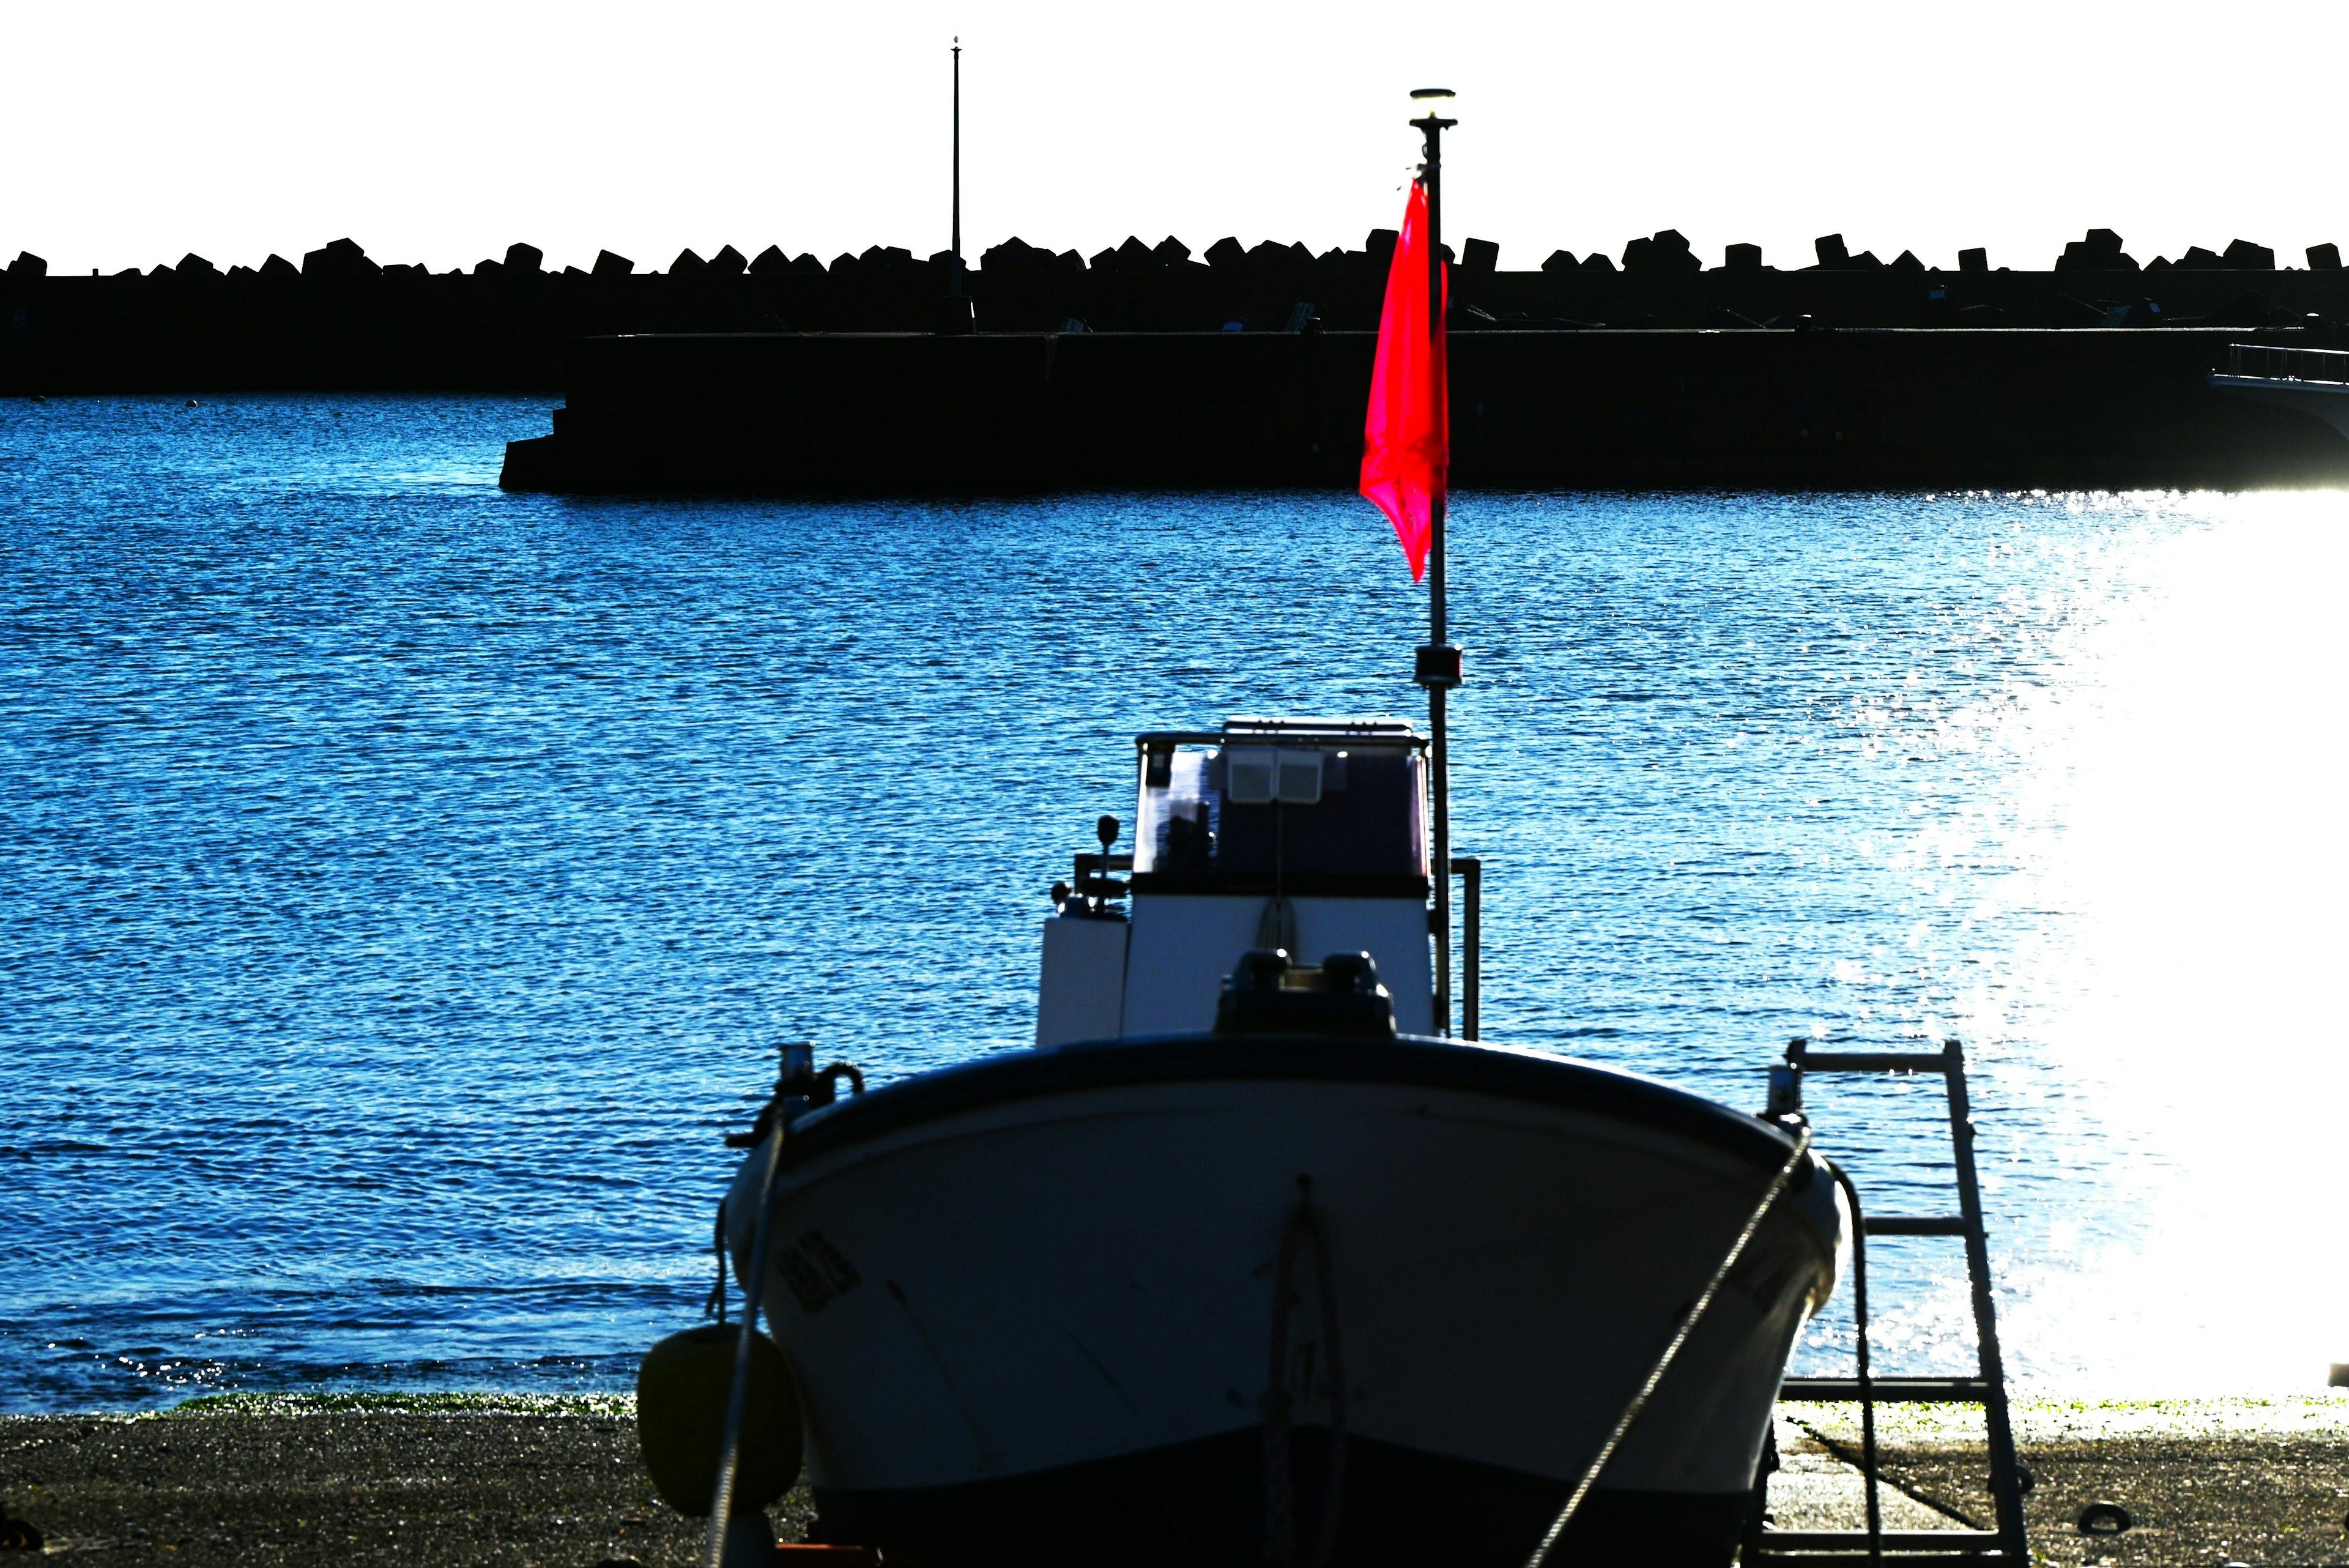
[1775,1399,2349,1566]
[0,1397,812,1567]
[4,1395,2346,1566]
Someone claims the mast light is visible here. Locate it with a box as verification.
[1408,87,1457,127]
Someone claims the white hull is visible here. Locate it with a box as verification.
[2210,371,2349,437]
[1038,897,1436,1047]
[728,1034,1844,1566]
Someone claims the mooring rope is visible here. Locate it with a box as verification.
[1263,1176,1348,1567]
[702,1117,789,1568]
[1523,1126,1814,1568]
[704,1198,729,1326]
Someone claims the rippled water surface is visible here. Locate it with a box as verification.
[5,395,2346,1410]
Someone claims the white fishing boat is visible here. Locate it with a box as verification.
[719,714,1847,1567]
[698,88,1849,1568]
[2208,341,2349,438]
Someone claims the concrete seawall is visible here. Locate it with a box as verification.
[499,327,2349,495]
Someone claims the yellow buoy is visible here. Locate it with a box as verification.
[636,1323,803,1517]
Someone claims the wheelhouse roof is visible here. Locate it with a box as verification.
[1137,716,1428,751]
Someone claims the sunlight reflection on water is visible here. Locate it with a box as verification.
[1986,496,2349,1391]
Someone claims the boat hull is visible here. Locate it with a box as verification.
[728,1035,1844,1566]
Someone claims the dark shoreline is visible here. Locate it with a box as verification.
[4,1397,2345,1566]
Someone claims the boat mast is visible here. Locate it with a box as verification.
[950,40,964,298]
[1410,87,1460,1035]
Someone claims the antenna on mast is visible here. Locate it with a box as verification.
[949,39,964,299]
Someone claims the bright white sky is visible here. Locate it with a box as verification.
[9,0,2348,278]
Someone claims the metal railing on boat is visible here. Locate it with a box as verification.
[1750,1038,2032,1567]
[1449,855,1480,1040]
[2222,341,2349,384]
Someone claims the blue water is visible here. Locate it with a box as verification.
[7,395,2347,1411]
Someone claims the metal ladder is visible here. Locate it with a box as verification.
[1746,1038,2030,1567]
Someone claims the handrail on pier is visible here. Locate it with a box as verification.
[2224,341,2349,384]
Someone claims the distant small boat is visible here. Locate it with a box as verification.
[2209,341,2349,438]
[724,718,1847,1568]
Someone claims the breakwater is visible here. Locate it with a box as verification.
[500,327,2349,494]
[9,229,2349,395]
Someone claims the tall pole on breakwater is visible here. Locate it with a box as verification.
[1410,87,1460,1035]
[950,40,964,297]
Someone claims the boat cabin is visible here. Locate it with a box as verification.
[1036,717,1434,1045]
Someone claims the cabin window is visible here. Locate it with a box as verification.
[1134,743,1427,881]
[1135,751,1220,872]
[1224,748,1324,806]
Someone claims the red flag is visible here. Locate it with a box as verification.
[1359,180,1448,581]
